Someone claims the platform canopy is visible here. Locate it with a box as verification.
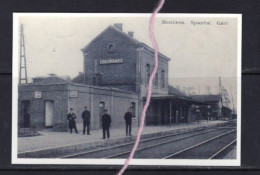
[146,94,207,105]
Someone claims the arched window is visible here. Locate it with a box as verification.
[99,102,105,108]
[155,71,158,86]
[145,64,150,84]
[99,102,105,129]
[94,58,98,74]
[130,102,136,118]
[161,70,165,88]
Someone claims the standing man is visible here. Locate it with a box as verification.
[67,108,78,134]
[82,106,91,135]
[124,108,133,136]
[102,109,111,139]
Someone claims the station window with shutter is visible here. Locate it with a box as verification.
[145,64,150,84]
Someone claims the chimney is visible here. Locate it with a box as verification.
[128,31,134,37]
[114,23,123,32]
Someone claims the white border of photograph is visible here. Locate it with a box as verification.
[12,13,242,166]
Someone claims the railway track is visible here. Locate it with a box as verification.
[209,139,237,159]
[163,129,236,159]
[61,122,236,159]
[61,128,212,158]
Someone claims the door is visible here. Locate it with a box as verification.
[45,101,54,127]
[99,102,105,129]
[21,100,30,128]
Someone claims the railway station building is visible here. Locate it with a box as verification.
[191,94,232,120]
[18,23,214,132]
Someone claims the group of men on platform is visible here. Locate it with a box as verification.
[67,106,133,139]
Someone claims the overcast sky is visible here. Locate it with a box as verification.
[16,14,239,110]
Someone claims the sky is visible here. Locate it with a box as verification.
[16,14,240,110]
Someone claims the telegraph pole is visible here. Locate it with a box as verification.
[218,76,223,119]
[19,24,28,84]
[219,76,223,104]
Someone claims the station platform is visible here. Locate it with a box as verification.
[18,120,227,158]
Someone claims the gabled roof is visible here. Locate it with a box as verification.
[190,94,221,102]
[81,25,171,61]
[71,73,84,84]
[81,26,139,52]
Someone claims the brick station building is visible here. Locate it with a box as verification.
[18,23,207,132]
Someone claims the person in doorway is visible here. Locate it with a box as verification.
[101,109,111,139]
[124,108,133,136]
[82,106,91,135]
[67,108,78,134]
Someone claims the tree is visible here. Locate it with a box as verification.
[205,86,212,95]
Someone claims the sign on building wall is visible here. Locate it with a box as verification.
[69,90,79,98]
[34,91,42,98]
[99,59,123,64]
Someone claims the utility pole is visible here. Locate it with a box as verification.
[219,76,223,105]
[218,76,223,119]
[19,24,28,84]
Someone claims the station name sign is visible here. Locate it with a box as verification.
[34,91,42,98]
[99,59,123,64]
[69,90,79,98]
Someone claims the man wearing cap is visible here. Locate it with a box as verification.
[124,108,133,136]
[67,108,78,134]
[101,109,111,139]
[82,106,91,135]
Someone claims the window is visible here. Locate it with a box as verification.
[99,102,105,129]
[96,73,102,85]
[94,59,98,74]
[92,77,96,85]
[161,70,165,88]
[99,102,105,108]
[130,102,136,118]
[145,64,150,84]
[155,71,158,86]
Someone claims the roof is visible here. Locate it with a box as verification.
[147,94,205,104]
[32,76,70,85]
[81,25,171,61]
[71,73,84,84]
[190,94,221,102]
[222,106,232,112]
[168,85,187,96]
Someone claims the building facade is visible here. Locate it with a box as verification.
[18,23,169,131]
[73,23,171,127]
[18,23,223,132]
[18,77,138,131]
[191,94,224,120]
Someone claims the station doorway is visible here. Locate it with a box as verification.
[45,101,54,127]
[99,102,105,129]
[21,100,30,128]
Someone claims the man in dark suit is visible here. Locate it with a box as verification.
[124,108,133,136]
[82,106,91,135]
[102,109,111,139]
[67,108,78,134]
